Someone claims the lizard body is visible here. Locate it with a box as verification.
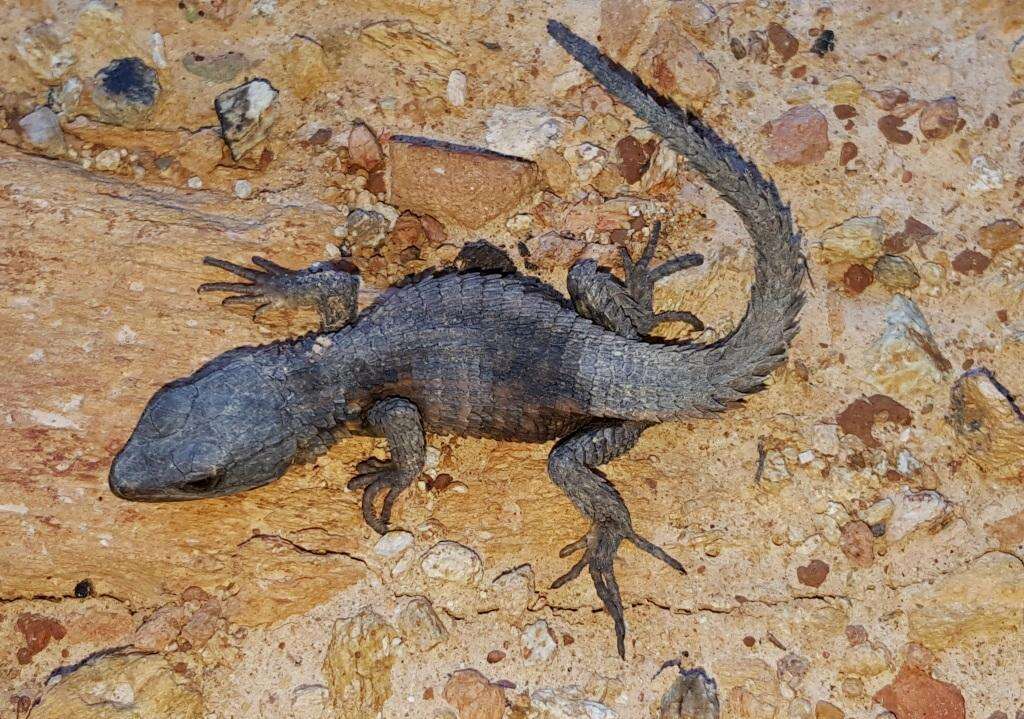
[109,22,804,657]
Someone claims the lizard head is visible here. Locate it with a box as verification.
[109,343,335,501]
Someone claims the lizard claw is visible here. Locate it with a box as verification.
[348,459,412,534]
[198,255,295,321]
[551,520,685,658]
[619,221,706,335]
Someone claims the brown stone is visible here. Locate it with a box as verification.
[388,136,538,230]
[879,115,914,144]
[843,264,873,294]
[443,669,506,719]
[766,106,830,165]
[976,218,1021,255]
[885,217,936,254]
[615,136,655,184]
[15,613,66,665]
[919,97,958,140]
[839,141,858,166]
[874,665,965,719]
[837,395,912,447]
[840,521,874,567]
[348,123,384,171]
[951,249,991,275]
[766,22,799,61]
[833,104,857,119]
[797,559,829,587]
[868,87,911,111]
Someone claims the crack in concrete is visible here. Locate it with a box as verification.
[237,531,370,569]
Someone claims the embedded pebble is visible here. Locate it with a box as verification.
[951,249,991,276]
[840,521,874,568]
[348,123,383,171]
[796,559,829,587]
[396,596,447,650]
[530,687,616,719]
[233,180,253,199]
[447,70,467,107]
[658,668,719,718]
[215,78,279,161]
[16,22,75,82]
[94,148,121,171]
[443,669,505,719]
[842,264,873,294]
[420,541,482,584]
[766,22,798,61]
[18,106,65,155]
[374,530,413,557]
[872,255,920,289]
[484,107,562,158]
[885,488,950,542]
[491,564,535,616]
[918,97,958,140]
[92,58,160,127]
[976,219,1021,255]
[878,115,913,144]
[821,216,884,262]
[521,619,557,663]
[765,106,829,166]
[874,665,965,719]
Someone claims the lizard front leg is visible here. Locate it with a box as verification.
[547,420,686,658]
[567,221,704,339]
[348,398,425,534]
[199,255,360,332]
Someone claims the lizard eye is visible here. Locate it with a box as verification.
[181,471,223,494]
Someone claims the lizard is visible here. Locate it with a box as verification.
[108,20,805,658]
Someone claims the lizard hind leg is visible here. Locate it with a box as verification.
[567,221,705,339]
[546,421,686,658]
[348,398,425,534]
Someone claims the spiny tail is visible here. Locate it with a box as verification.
[548,21,804,418]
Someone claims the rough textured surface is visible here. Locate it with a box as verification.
[2,0,1024,717]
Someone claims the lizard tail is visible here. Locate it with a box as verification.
[548,21,805,420]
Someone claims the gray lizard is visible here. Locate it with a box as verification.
[109,21,804,657]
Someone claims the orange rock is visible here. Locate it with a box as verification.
[387,136,539,230]
[766,106,830,165]
[873,665,965,719]
[348,123,384,172]
[443,669,506,719]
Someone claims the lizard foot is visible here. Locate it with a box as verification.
[621,221,705,333]
[551,519,686,658]
[199,255,359,330]
[347,458,414,534]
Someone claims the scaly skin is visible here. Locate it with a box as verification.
[109,22,804,658]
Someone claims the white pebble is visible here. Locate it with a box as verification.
[446,70,467,107]
[115,325,137,345]
[374,530,414,557]
[233,179,253,199]
[187,176,203,189]
[420,541,482,584]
